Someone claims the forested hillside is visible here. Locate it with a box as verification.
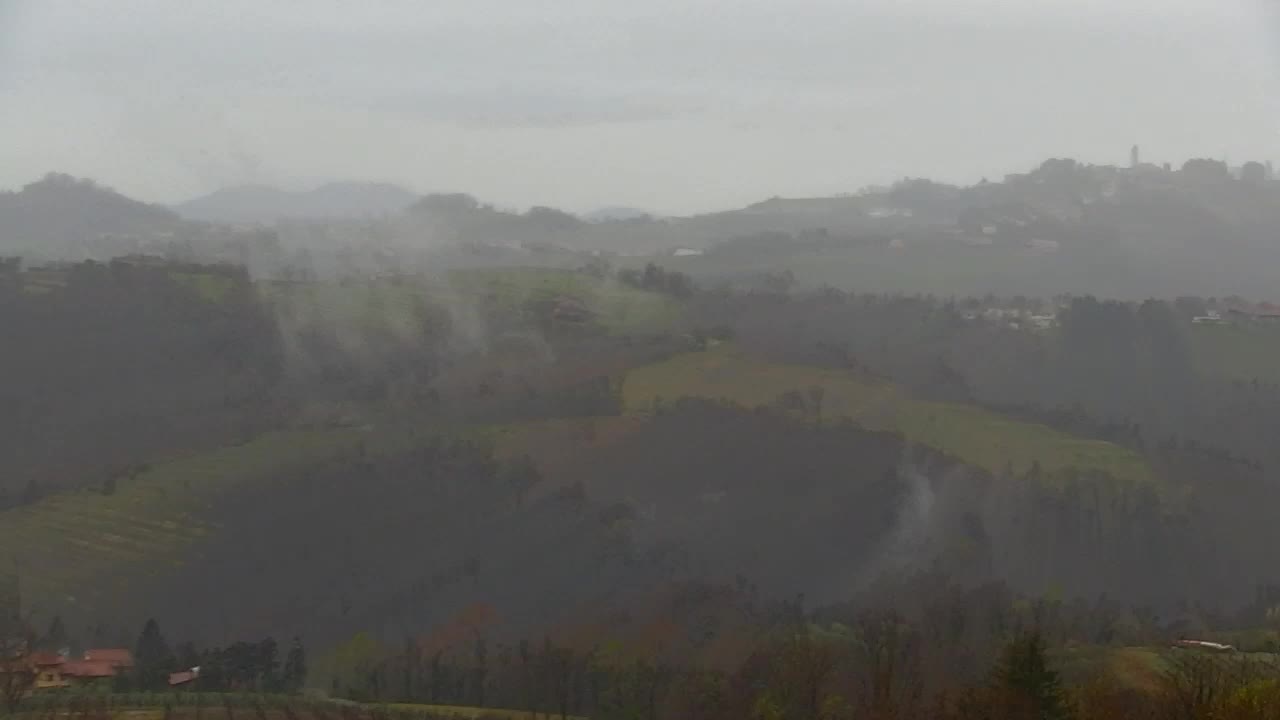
[6,254,1280,632]
[5,225,1280,719]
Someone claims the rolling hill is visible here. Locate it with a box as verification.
[622,343,1153,487]
[174,182,418,223]
[0,173,182,255]
[0,430,365,617]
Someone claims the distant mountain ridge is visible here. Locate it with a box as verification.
[0,173,182,254]
[584,206,654,222]
[174,181,419,223]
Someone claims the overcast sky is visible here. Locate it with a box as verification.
[1,0,1278,214]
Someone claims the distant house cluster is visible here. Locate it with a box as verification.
[1227,302,1280,322]
[1192,303,1280,325]
[25,649,134,691]
[962,307,1058,332]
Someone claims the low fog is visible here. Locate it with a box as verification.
[4,3,1280,719]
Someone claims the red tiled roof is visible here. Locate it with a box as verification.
[29,652,65,667]
[1228,302,1280,317]
[62,660,117,678]
[168,670,198,686]
[83,649,133,667]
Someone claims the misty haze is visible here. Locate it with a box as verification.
[3,2,1280,719]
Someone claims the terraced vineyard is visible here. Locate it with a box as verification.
[622,344,1153,486]
[0,430,363,612]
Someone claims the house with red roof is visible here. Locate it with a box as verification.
[168,667,200,687]
[1226,302,1280,321]
[5,648,134,692]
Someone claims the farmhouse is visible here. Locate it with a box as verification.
[5,648,134,692]
[1027,314,1057,330]
[169,667,200,687]
[29,652,67,690]
[1173,639,1234,653]
[1227,302,1280,321]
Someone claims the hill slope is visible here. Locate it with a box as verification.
[0,173,181,254]
[174,182,418,223]
[622,344,1152,486]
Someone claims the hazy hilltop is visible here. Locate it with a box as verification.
[650,157,1280,300]
[8,156,1280,301]
[583,205,654,222]
[174,181,418,223]
[0,173,182,256]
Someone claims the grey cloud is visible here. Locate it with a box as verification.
[1,0,1277,214]
[368,91,682,128]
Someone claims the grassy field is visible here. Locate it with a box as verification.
[1054,645,1171,693]
[388,703,585,720]
[622,344,1152,486]
[260,279,429,332]
[18,268,69,294]
[1055,643,1280,694]
[170,271,242,302]
[1189,322,1280,385]
[13,695,579,720]
[444,267,682,334]
[0,430,365,612]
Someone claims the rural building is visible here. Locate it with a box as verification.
[60,659,120,684]
[169,667,200,687]
[1227,302,1280,321]
[1173,639,1234,653]
[83,649,134,668]
[30,652,67,690]
[4,648,135,692]
[1027,314,1057,330]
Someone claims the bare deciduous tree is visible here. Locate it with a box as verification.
[0,622,35,713]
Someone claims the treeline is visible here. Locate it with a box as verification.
[20,615,307,695]
[330,573,1280,720]
[147,621,307,694]
[19,573,1280,719]
[615,263,694,298]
